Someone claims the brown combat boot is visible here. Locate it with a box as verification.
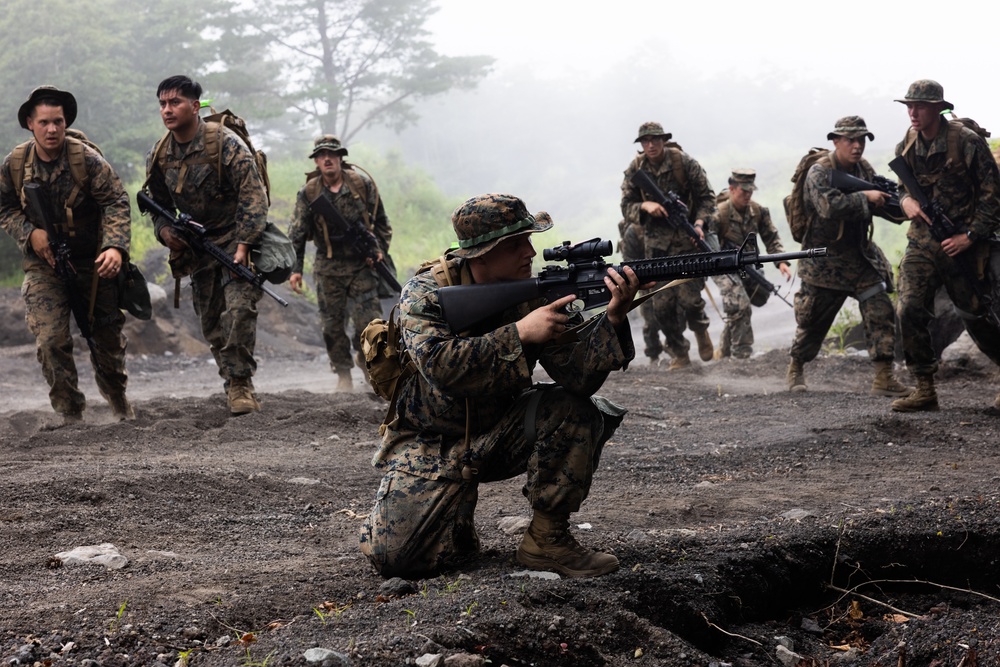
[516,511,619,578]
[870,361,913,398]
[107,394,136,421]
[891,375,938,412]
[228,378,261,415]
[336,369,354,391]
[667,353,692,371]
[694,329,714,362]
[786,359,807,392]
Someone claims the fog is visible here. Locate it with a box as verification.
[366,0,998,243]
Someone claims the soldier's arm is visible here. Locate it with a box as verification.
[966,136,1000,239]
[685,154,717,226]
[287,188,313,275]
[367,177,392,253]
[223,134,267,247]
[805,163,869,222]
[0,156,34,255]
[86,149,131,260]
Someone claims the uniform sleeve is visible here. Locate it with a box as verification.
[86,149,131,258]
[539,314,634,396]
[756,205,786,257]
[965,136,1000,240]
[288,187,313,274]
[805,163,870,224]
[222,133,268,245]
[367,176,392,252]
[684,154,718,225]
[0,154,32,255]
[144,148,175,246]
[620,158,644,226]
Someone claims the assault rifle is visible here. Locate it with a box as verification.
[631,168,793,308]
[720,240,793,308]
[828,169,905,222]
[889,156,1000,329]
[23,182,103,367]
[136,191,289,307]
[308,193,402,294]
[438,233,827,332]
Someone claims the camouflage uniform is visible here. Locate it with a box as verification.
[288,137,391,376]
[893,87,1000,381]
[620,122,718,363]
[0,87,131,419]
[715,170,787,359]
[145,119,269,388]
[359,194,633,578]
[618,217,669,360]
[791,142,898,366]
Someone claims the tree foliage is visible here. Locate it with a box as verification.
[242,0,494,142]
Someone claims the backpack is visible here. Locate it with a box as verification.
[361,255,459,434]
[783,148,830,243]
[9,128,102,226]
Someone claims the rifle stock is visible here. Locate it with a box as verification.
[137,191,288,307]
[439,234,826,332]
[828,169,905,223]
[307,193,401,294]
[22,183,103,366]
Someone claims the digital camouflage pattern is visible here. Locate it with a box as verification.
[145,120,269,384]
[716,199,786,358]
[620,148,717,361]
[358,256,633,576]
[895,118,1000,376]
[791,154,898,364]
[288,169,392,373]
[0,139,131,416]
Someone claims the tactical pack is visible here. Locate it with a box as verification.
[784,148,830,243]
[361,255,458,434]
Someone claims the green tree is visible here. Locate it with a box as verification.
[243,0,494,141]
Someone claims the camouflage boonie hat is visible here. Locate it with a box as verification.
[634,121,672,143]
[451,193,553,259]
[309,134,348,158]
[827,116,874,141]
[894,79,953,110]
[18,85,77,130]
[728,169,757,192]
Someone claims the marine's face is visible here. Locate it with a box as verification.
[313,150,343,181]
[639,136,665,162]
[832,135,865,166]
[907,101,943,134]
[26,104,66,158]
[158,89,200,134]
[729,185,753,209]
[479,234,536,282]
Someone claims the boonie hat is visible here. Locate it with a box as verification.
[729,169,757,192]
[309,134,349,158]
[451,193,553,259]
[634,121,672,143]
[18,85,77,130]
[894,79,953,110]
[827,116,874,141]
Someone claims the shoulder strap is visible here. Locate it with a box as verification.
[667,147,687,191]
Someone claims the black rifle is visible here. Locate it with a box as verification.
[438,233,826,332]
[889,156,1000,329]
[308,193,402,294]
[23,182,103,367]
[136,191,289,307]
[720,240,793,308]
[632,168,793,307]
[828,169,905,222]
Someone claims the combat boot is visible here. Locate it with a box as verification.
[107,394,136,421]
[870,361,913,398]
[786,359,807,392]
[516,511,618,578]
[891,375,938,412]
[336,369,354,391]
[228,378,260,415]
[667,353,692,371]
[694,329,714,362]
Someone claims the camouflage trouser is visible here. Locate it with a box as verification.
[639,295,668,359]
[648,270,708,359]
[790,279,896,364]
[314,259,380,373]
[22,266,128,416]
[897,244,1000,376]
[714,273,753,359]
[358,388,626,577]
[190,258,263,384]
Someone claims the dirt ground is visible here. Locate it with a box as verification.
[2,277,1000,667]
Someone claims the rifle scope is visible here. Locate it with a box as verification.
[543,238,613,262]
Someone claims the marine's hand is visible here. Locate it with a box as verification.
[29,229,54,267]
[158,226,189,252]
[234,243,251,267]
[517,293,576,344]
[778,262,793,281]
[940,231,973,257]
[901,196,931,225]
[864,190,889,208]
[605,265,647,327]
[640,201,668,218]
[95,248,123,279]
[290,272,305,294]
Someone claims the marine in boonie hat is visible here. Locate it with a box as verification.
[18,85,78,130]
[894,79,953,110]
[451,193,553,259]
[634,121,672,143]
[827,116,875,141]
[309,134,349,158]
[728,169,757,192]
